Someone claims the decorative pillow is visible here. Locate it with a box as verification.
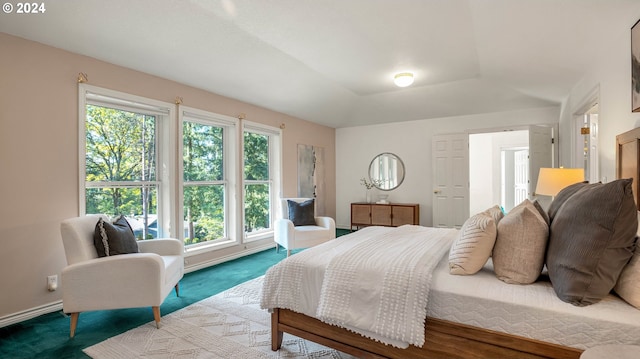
[287,199,316,226]
[493,199,549,284]
[449,212,497,275]
[481,205,504,225]
[546,179,637,306]
[93,215,139,257]
[532,199,549,226]
[547,181,590,223]
[615,244,640,309]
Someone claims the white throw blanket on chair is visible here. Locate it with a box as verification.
[261,225,457,348]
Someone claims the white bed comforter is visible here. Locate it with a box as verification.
[260,225,458,348]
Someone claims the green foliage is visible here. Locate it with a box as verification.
[85,187,157,219]
[244,132,269,180]
[183,122,223,181]
[85,105,275,245]
[182,121,225,244]
[183,185,224,243]
[244,184,270,233]
[85,105,157,239]
[85,105,155,183]
[244,132,271,233]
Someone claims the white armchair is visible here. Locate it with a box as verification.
[60,214,184,337]
[274,198,336,256]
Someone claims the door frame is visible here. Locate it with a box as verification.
[467,124,558,168]
[435,124,558,227]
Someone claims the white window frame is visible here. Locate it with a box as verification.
[242,121,282,242]
[178,106,239,252]
[78,84,176,238]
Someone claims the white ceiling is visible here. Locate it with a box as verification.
[2,0,640,128]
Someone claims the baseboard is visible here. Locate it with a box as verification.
[184,243,274,273]
[0,300,63,328]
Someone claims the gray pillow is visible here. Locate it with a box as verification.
[287,199,316,226]
[547,181,589,223]
[93,215,139,257]
[546,179,637,306]
[493,199,549,284]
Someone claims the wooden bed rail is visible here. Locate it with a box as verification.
[271,308,583,359]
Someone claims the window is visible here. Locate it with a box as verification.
[79,85,174,239]
[179,108,238,249]
[243,123,281,240]
[80,85,282,255]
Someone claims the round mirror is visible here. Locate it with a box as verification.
[368,152,405,191]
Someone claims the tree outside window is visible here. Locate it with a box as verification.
[82,86,281,251]
[244,131,271,234]
[85,105,158,239]
[182,121,226,245]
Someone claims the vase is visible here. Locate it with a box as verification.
[366,190,371,203]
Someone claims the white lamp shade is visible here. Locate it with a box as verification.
[535,168,585,197]
[394,72,414,87]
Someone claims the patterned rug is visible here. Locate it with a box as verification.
[83,276,355,358]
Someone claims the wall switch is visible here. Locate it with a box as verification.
[47,275,58,292]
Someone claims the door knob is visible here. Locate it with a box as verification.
[433,189,442,194]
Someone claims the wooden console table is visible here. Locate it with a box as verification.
[351,202,420,230]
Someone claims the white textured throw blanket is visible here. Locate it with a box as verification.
[260,225,457,348]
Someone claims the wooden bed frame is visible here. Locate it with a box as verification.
[268,127,640,358]
[616,127,640,211]
[271,308,581,358]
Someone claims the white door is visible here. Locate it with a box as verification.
[586,115,599,182]
[528,125,554,200]
[575,113,599,182]
[513,149,530,204]
[501,148,530,212]
[432,134,469,228]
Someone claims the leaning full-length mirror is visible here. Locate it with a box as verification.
[368,152,405,191]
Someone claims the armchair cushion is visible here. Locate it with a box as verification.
[93,215,139,257]
[287,199,316,226]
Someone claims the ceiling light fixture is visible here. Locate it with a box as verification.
[393,72,414,87]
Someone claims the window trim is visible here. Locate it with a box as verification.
[242,121,282,242]
[78,84,176,238]
[78,85,284,256]
[178,106,239,252]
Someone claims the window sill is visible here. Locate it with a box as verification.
[184,238,236,256]
[245,230,273,242]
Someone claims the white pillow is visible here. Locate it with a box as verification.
[449,212,497,275]
[482,205,504,225]
[614,245,640,309]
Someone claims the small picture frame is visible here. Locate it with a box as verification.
[632,19,640,112]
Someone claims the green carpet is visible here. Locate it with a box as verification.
[0,248,286,359]
[0,229,351,359]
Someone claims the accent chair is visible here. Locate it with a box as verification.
[59,214,184,337]
[274,198,336,256]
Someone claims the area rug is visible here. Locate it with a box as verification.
[83,276,355,358]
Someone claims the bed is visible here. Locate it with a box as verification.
[261,128,640,359]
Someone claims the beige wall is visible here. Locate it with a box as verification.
[0,33,335,320]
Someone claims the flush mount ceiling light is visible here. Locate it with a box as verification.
[393,72,414,87]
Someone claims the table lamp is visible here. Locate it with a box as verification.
[535,168,585,198]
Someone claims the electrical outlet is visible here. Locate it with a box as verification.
[47,275,58,292]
